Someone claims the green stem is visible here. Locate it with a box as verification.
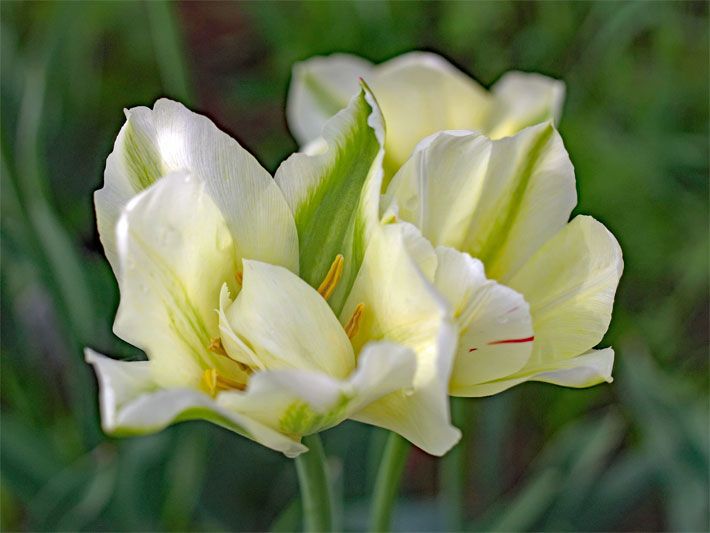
[295,434,333,532]
[370,432,411,532]
[439,397,469,531]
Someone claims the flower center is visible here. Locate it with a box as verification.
[201,255,365,396]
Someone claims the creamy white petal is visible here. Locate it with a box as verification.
[113,172,243,388]
[342,223,460,455]
[432,246,534,395]
[507,215,623,366]
[396,221,438,281]
[96,98,298,275]
[216,340,416,437]
[287,54,374,145]
[351,321,461,456]
[384,123,577,282]
[486,71,565,139]
[85,349,307,457]
[276,86,385,313]
[369,51,493,176]
[459,348,615,397]
[224,260,355,379]
[286,52,566,179]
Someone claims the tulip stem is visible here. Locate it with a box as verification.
[295,434,333,532]
[370,431,411,532]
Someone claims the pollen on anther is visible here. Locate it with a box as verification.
[202,368,218,395]
[234,271,243,286]
[208,337,228,357]
[318,254,344,300]
[345,303,365,340]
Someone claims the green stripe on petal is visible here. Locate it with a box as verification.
[275,85,385,314]
[215,340,415,438]
[85,349,307,457]
[113,172,241,389]
[384,122,577,282]
[96,98,299,276]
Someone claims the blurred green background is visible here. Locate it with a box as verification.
[1,1,708,531]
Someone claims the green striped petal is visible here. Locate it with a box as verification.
[96,98,298,275]
[384,122,577,282]
[275,84,385,314]
[85,349,307,457]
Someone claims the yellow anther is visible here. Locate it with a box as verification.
[234,271,243,285]
[208,337,228,357]
[202,368,218,395]
[202,368,246,396]
[344,303,365,340]
[317,254,344,300]
[215,374,246,391]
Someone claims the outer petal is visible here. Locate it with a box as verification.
[113,172,242,388]
[275,85,385,314]
[486,72,565,139]
[433,246,534,395]
[96,98,298,274]
[342,223,460,455]
[222,259,355,379]
[368,52,493,176]
[384,123,577,281]
[287,53,374,146]
[85,349,307,457]
[286,52,566,179]
[216,340,416,437]
[459,348,615,397]
[507,215,624,367]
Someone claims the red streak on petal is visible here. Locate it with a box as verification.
[506,306,519,314]
[468,348,478,352]
[488,336,534,345]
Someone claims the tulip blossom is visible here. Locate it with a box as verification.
[287,51,564,179]
[87,88,463,457]
[381,123,623,396]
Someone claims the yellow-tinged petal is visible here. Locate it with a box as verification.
[275,85,385,313]
[369,52,492,178]
[286,52,564,178]
[96,98,298,275]
[342,223,460,456]
[507,215,623,367]
[486,71,565,139]
[215,340,416,437]
[384,123,577,282]
[113,172,242,388]
[85,349,307,457]
[287,54,374,146]
[432,246,534,396]
[459,348,615,397]
[224,260,355,379]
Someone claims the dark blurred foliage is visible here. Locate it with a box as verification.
[1,1,708,531]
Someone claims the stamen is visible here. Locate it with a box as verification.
[202,368,218,395]
[215,374,246,391]
[202,368,246,396]
[234,271,243,285]
[318,254,344,300]
[344,303,365,340]
[208,337,228,357]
